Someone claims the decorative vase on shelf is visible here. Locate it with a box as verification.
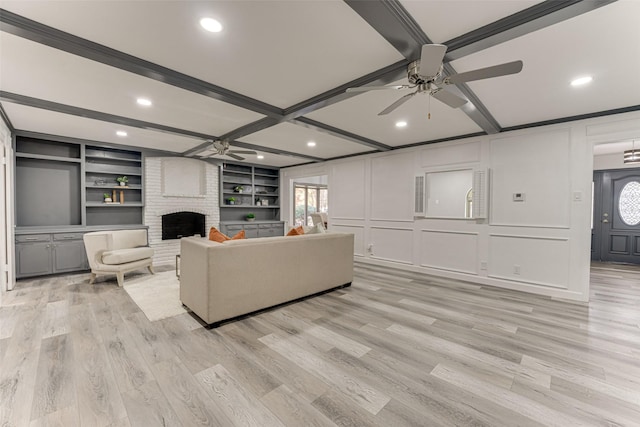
[104,197,112,203]
[120,182,126,186]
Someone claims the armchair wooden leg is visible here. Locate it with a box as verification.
[147,265,155,275]
[89,272,96,285]
[116,271,124,287]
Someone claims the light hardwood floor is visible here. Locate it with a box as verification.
[2,261,640,426]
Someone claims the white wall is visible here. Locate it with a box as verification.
[593,153,640,171]
[281,112,640,302]
[0,116,14,294]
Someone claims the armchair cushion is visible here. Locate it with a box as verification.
[102,247,154,265]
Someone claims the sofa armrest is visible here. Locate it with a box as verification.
[180,237,219,323]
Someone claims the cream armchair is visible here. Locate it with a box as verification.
[83,229,154,287]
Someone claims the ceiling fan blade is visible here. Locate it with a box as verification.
[346,85,407,93]
[417,44,447,77]
[227,153,245,161]
[431,89,468,109]
[378,92,417,116]
[445,60,523,85]
[228,150,257,155]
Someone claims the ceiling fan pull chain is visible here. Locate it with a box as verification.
[428,94,431,120]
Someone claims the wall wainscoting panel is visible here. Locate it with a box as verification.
[488,234,570,289]
[420,230,479,275]
[490,129,571,228]
[420,141,481,168]
[370,152,414,222]
[369,226,413,264]
[330,159,366,220]
[331,224,365,257]
[145,157,219,265]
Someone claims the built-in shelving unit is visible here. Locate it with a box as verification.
[85,145,143,225]
[14,136,146,278]
[15,137,82,227]
[220,163,280,221]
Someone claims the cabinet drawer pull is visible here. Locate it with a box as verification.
[25,237,38,241]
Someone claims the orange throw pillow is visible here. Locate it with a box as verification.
[295,225,305,235]
[286,227,301,236]
[208,227,230,243]
[209,227,245,242]
[230,230,245,240]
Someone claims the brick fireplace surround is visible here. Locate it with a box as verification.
[144,157,220,265]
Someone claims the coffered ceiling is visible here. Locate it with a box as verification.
[1,0,638,167]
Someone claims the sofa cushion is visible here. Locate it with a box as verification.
[102,247,154,265]
[108,229,148,250]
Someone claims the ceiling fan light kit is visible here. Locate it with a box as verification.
[624,140,640,164]
[345,43,523,117]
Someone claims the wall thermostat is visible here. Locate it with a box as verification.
[513,193,526,202]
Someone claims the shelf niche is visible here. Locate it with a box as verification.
[220,162,280,221]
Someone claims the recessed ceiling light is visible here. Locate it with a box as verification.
[395,121,407,128]
[571,76,593,87]
[257,155,264,160]
[136,98,152,106]
[200,17,223,33]
[116,130,127,137]
[307,141,316,147]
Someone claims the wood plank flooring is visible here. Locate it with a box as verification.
[2,262,640,426]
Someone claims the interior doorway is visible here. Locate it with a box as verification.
[592,168,640,264]
[293,176,328,227]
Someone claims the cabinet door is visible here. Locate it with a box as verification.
[257,225,276,238]
[244,224,259,238]
[53,240,88,273]
[16,242,52,278]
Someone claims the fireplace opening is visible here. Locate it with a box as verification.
[162,211,205,240]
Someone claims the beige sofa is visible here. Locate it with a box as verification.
[180,232,354,326]
[83,229,154,287]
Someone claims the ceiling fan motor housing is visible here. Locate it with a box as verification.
[408,60,441,85]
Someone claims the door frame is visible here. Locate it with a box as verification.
[1,141,16,292]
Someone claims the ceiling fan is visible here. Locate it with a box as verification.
[206,139,257,161]
[346,44,523,116]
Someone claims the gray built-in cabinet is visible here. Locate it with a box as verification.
[219,162,284,237]
[14,136,146,278]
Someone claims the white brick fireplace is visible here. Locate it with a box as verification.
[145,157,219,265]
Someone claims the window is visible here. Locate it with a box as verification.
[294,183,328,226]
[619,181,640,226]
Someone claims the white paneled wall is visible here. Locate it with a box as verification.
[420,230,478,274]
[490,130,571,228]
[370,152,414,221]
[281,111,640,301]
[331,224,365,257]
[370,227,413,264]
[488,234,570,289]
[330,159,366,220]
